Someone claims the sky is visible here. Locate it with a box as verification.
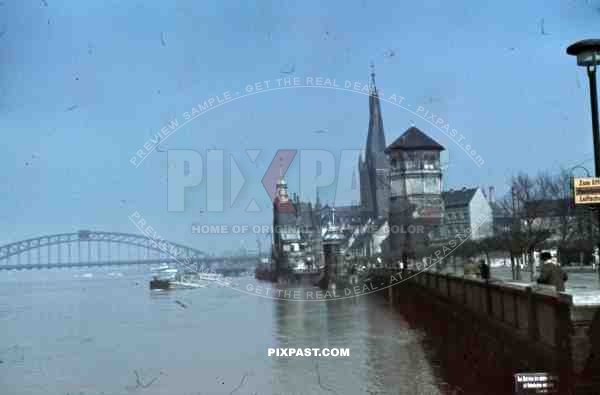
[0,0,599,254]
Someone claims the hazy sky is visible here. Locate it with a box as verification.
[1,0,599,253]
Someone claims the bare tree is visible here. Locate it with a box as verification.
[540,168,595,265]
[494,185,527,280]
[492,173,553,281]
[514,173,555,281]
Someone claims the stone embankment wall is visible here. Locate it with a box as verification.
[374,269,600,394]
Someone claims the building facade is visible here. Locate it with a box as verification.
[271,177,321,274]
[441,187,493,241]
[270,67,476,274]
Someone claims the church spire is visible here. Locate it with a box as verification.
[366,63,386,164]
[364,64,387,219]
[278,155,284,180]
[315,190,321,210]
[369,62,377,95]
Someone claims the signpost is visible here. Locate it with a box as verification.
[514,372,559,394]
[573,177,600,204]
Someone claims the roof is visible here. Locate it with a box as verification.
[386,127,445,152]
[442,188,478,208]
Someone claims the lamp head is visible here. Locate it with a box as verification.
[567,39,600,67]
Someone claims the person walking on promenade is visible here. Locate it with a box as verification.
[536,252,568,292]
[479,259,490,282]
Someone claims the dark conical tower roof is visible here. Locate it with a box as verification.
[386,127,445,152]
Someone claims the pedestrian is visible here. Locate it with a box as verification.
[536,252,568,292]
[479,259,490,281]
[399,260,407,277]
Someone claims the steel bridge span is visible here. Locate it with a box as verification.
[0,230,266,272]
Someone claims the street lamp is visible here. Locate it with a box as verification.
[567,39,600,278]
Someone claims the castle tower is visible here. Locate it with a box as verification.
[385,126,445,260]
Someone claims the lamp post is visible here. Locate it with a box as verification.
[567,39,600,279]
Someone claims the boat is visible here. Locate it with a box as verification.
[149,265,180,290]
[170,281,208,289]
[150,277,171,290]
[152,268,178,281]
[151,263,171,272]
[150,266,222,290]
[197,272,220,282]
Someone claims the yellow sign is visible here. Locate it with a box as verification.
[573,177,600,204]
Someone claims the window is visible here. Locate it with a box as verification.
[407,177,425,195]
[424,177,438,194]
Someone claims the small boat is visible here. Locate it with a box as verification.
[197,272,220,282]
[150,267,217,290]
[150,277,171,290]
[152,267,178,281]
[170,281,208,289]
[151,263,171,272]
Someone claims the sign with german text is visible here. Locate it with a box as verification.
[573,177,600,205]
[514,372,558,394]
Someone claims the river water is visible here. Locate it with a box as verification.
[0,266,449,395]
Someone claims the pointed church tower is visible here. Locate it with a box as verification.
[366,63,386,163]
[360,64,388,219]
[315,190,321,210]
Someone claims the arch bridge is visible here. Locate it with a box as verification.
[0,230,265,273]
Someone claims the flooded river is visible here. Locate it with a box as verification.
[0,266,450,395]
